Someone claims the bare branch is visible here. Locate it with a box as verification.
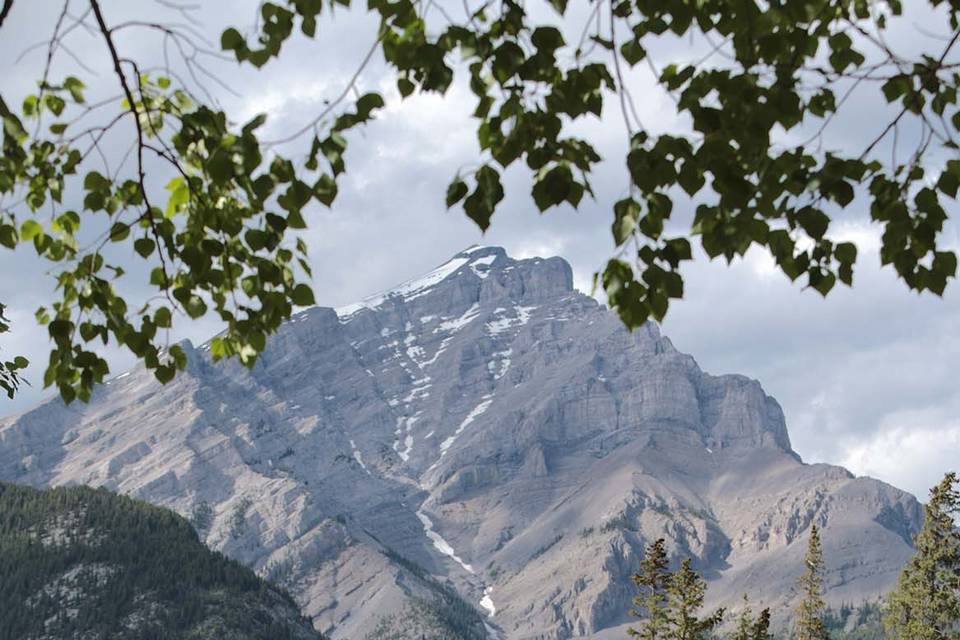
[89,0,174,294]
[0,0,14,31]
[265,34,381,147]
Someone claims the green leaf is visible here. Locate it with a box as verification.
[22,95,38,117]
[612,198,640,246]
[835,242,857,264]
[83,171,111,192]
[355,92,385,119]
[155,365,176,384]
[313,173,338,207]
[446,178,468,208]
[398,77,416,98]
[184,295,207,319]
[43,94,65,117]
[291,283,315,306]
[64,75,85,103]
[463,165,504,231]
[165,176,189,216]
[134,237,156,258]
[796,208,829,240]
[20,220,42,241]
[109,222,130,242]
[0,225,16,248]
[207,148,234,184]
[221,28,245,51]
[620,40,646,66]
[881,76,911,103]
[531,27,564,53]
[532,164,574,211]
[154,306,172,328]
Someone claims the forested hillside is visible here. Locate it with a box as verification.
[0,482,324,640]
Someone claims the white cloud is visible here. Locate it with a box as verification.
[841,421,960,500]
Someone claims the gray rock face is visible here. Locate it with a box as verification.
[0,245,922,639]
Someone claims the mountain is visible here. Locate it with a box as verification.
[0,246,923,639]
[0,482,324,640]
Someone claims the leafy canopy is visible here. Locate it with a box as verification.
[2,0,960,402]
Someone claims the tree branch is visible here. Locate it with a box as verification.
[89,0,173,292]
[0,0,14,31]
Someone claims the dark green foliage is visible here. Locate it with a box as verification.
[0,303,27,399]
[0,482,323,640]
[364,597,488,640]
[754,609,774,640]
[191,500,213,533]
[628,539,723,639]
[667,558,724,639]
[795,524,829,640]
[629,538,672,639]
[374,548,488,640]
[601,512,638,533]
[0,1,378,403]
[230,496,253,539]
[824,602,886,640]
[883,472,960,640]
[530,533,564,561]
[221,0,960,333]
[732,594,773,640]
[3,0,960,403]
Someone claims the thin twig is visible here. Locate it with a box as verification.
[265,35,381,146]
[608,0,639,136]
[89,0,174,293]
[0,0,15,30]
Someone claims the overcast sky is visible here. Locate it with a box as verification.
[1,0,958,501]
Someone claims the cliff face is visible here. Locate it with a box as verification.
[0,246,922,639]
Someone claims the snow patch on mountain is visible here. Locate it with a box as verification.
[486,305,536,335]
[438,395,494,456]
[335,256,471,317]
[480,588,496,617]
[350,440,370,474]
[436,303,481,333]
[415,510,474,574]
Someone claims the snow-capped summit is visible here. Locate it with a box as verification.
[333,245,569,319]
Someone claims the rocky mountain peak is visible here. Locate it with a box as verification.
[0,245,921,640]
[333,245,573,319]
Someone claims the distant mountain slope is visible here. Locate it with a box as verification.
[0,246,923,639]
[0,482,324,640]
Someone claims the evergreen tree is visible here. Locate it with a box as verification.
[732,594,755,640]
[752,609,773,640]
[628,538,672,640]
[191,500,213,533]
[729,594,772,640]
[883,472,960,640]
[666,558,724,640]
[794,523,829,640]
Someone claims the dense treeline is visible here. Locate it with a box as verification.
[1,473,955,640]
[375,547,489,640]
[626,473,960,640]
[0,482,323,640]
